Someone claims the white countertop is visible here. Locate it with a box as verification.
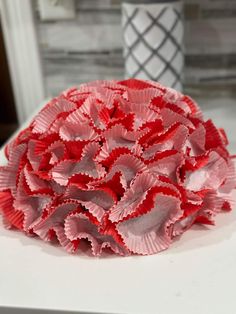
[0,98,236,314]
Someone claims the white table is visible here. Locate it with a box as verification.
[0,98,236,314]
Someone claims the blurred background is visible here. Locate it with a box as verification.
[0,0,235,147]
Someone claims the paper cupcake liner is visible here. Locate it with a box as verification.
[59,121,98,142]
[138,119,163,147]
[46,141,66,165]
[107,113,135,131]
[64,185,115,211]
[98,106,112,126]
[96,146,131,167]
[65,87,89,102]
[185,124,206,156]
[4,138,16,161]
[33,134,59,156]
[142,125,188,160]
[116,193,182,255]
[103,124,142,151]
[64,212,127,256]
[47,117,64,134]
[51,224,77,253]
[24,166,50,192]
[172,214,197,237]
[33,97,76,134]
[193,191,225,225]
[218,158,236,194]
[204,119,224,151]
[200,191,224,216]
[128,184,181,222]
[108,154,147,187]
[63,140,87,160]
[13,172,53,230]
[27,140,42,172]
[31,202,78,239]
[161,108,195,130]
[118,78,156,90]
[79,202,105,223]
[129,105,159,130]
[68,173,96,189]
[147,151,182,182]
[76,95,105,129]
[149,95,170,112]
[139,120,188,151]
[157,175,183,200]
[163,86,182,104]
[51,142,105,186]
[181,95,203,120]
[0,191,24,230]
[218,128,229,146]
[123,88,162,106]
[92,87,119,110]
[2,207,24,230]
[96,171,126,200]
[15,126,33,147]
[185,151,228,191]
[109,172,158,223]
[0,167,17,192]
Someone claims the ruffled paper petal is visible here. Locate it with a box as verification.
[64,212,128,256]
[116,193,182,255]
[102,124,144,152]
[185,124,206,156]
[118,78,156,90]
[24,166,50,192]
[161,108,195,129]
[0,191,23,229]
[31,202,78,240]
[109,172,158,223]
[13,172,52,230]
[180,95,203,119]
[33,97,76,133]
[204,119,224,150]
[64,185,115,211]
[147,150,182,182]
[218,158,236,194]
[142,124,188,158]
[185,151,228,191]
[51,142,105,185]
[108,154,147,186]
[123,88,162,106]
[0,143,27,192]
[59,121,98,142]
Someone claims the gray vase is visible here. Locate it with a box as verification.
[122,0,184,91]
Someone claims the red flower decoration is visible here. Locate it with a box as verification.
[0,79,235,256]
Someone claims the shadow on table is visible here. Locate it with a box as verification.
[0,306,115,314]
